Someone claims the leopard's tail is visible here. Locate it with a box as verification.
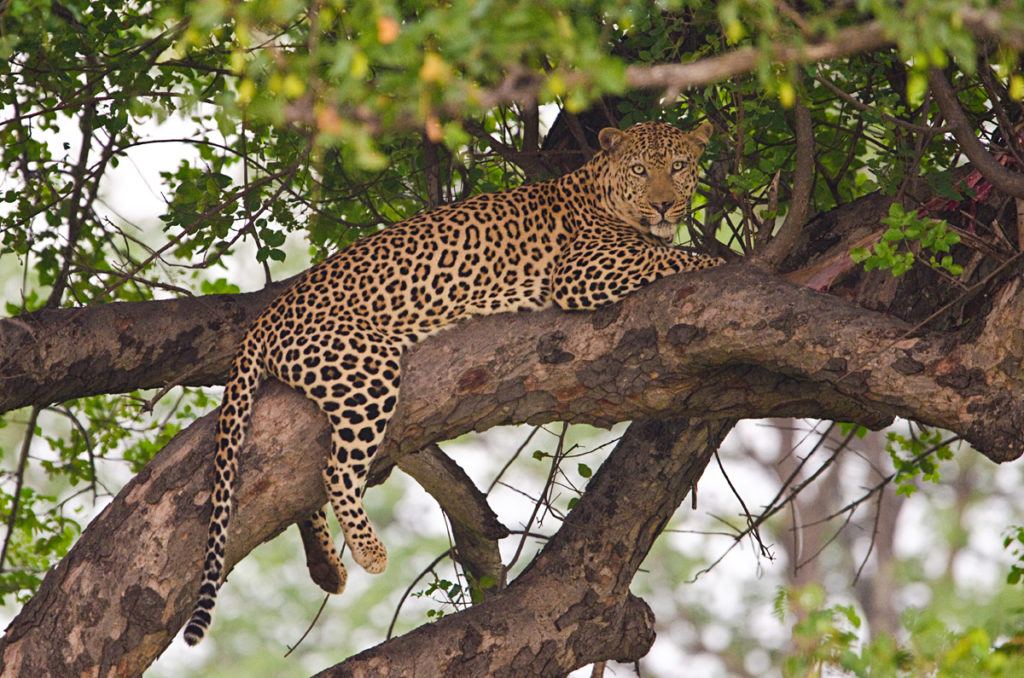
[183,328,265,646]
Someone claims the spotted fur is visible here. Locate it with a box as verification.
[183,121,724,645]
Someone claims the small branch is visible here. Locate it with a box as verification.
[398,445,509,541]
[241,118,273,285]
[713,451,771,560]
[690,430,855,582]
[486,425,540,494]
[928,69,1024,199]
[0,407,40,573]
[976,62,1024,169]
[386,550,451,640]
[815,71,952,134]
[622,22,891,97]
[422,134,444,208]
[395,444,509,589]
[507,422,567,571]
[758,97,814,268]
[283,594,329,657]
[852,488,885,585]
[521,101,540,155]
[46,81,98,308]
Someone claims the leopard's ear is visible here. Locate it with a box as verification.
[691,121,713,147]
[598,127,626,153]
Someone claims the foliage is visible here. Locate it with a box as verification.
[886,425,957,497]
[851,203,963,278]
[1004,526,1024,587]
[777,584,1024,677]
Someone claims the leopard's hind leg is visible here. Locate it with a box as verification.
[273,326,401,575]
[298,509,347,594]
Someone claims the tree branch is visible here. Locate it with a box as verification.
[758,98,815,268]
[0,388,727,674]
[0,280,290,413]
[3,258,1023,461]
[397,444,509,589]
[928,69,1024,199]
[285,22,897,131]
[621,22,890,97]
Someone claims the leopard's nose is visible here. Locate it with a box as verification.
[651,201,674,216]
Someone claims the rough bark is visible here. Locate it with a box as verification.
[0,380,724,675]
[385,264,1024,463]
[0,281,290,413]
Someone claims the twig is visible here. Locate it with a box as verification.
[45,405,104,500]
[852,488,885,585]
[46,74,98,308]
[815,71,952,134]
[507,423,568,571]
[386,550,452,640]
[714,451,771,559]
[689,430,854,583]
[0,407,41,573]
[241,117,273,285]
[803,435,961,528]
[487,428,544,497]
[284,594,330,657]
[976,62,1024,169]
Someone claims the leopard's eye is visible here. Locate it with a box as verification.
[631,164,647,176]
[671,159,688,172]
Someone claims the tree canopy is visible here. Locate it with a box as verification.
[3,0,1024,675]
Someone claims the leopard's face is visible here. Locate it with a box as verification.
[596,121,712,241]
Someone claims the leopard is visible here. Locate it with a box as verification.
[183,120,725,645]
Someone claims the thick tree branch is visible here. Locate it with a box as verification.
[0,383,726,674]
[0,280,289,413]
[3,259,1023,461]
[928,69,1024,199]
[386,264,1023,463]
[0,160,1004,417]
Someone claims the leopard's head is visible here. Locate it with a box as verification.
[595,121,712,241]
